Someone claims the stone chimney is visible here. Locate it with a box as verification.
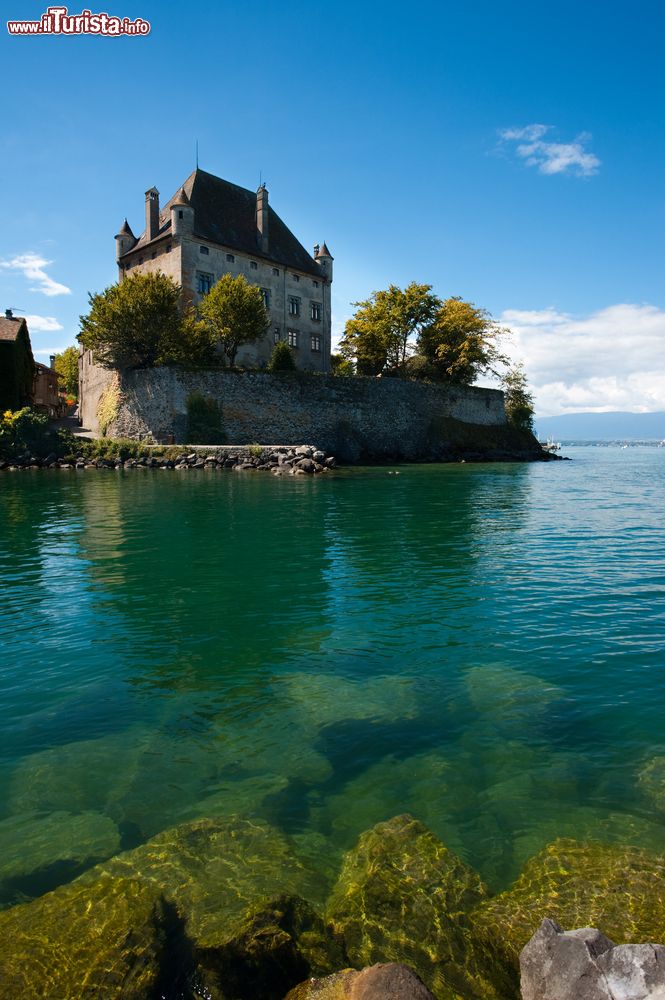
[49,355,56,369]
[256,184,269,254]
[145,186,160,242]
[5,308,13,320]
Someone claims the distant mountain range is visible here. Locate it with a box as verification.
[535,411,665,441]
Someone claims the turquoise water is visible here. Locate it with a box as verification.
[1,447,665,904]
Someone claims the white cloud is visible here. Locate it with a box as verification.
[24,314,63,332]
[498,124,600,177]
[499,303,665,415]
[0,252,71,296]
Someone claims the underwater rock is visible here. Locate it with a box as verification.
[96,814,341,995]
[285,962,436,999]
[9,730,143,814]
[464,664,565,733]
[274,672,419,731]
[0,809,120,906]
[638,755,665,813]
[0,872,174,1000]
[197,894,346,1000]
[470,838,665,998]
[305,751,468,859]
[520,918,665,1000]
[326,814,488,999]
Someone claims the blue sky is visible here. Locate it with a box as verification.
[1,0,664,414]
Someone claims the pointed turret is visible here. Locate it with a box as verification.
[314,241,333,281]
[171,184,194,237]
[115,218,137,260]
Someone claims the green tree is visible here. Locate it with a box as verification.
[79,273,183,369]
[267,339,296,372]
[339,282,441,375]
[198,273,269,368]
[501,362,535,432]
[330,352,355,377]
[53,345,79,397]
[158,307,215,368]
[418,297,508,384]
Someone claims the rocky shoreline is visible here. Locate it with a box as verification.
[0,444,337,475]
[1,812,664,1000]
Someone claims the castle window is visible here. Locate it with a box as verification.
[292,274,300,282]
[196,271,214,294]
[250,260,258,270]
[287,329,298,348]
[226,253,235,263]
[288,296,300,317]
[200,246,209,255]
[311,335,321,352]
[272,268,279,276]
[178,210,183,219]
[261,288,271,309]
[310,302,321,321]
[273,327,281,343]
[313,280,319,288]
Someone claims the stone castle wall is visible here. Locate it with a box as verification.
[80,361,510,461]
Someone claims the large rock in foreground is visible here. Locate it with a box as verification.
[285,962,436,999]
[520,918,665,1000]
[0,872,172,1000]
[326,814,489,999]
[471,838,665,997]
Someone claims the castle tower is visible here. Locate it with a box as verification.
[115,219,136,260]
[171,186,194,237]
[315,241,333,282]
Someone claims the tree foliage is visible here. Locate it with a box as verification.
[339,282,440,375]
[53,346,79,397]
[267,339,296,373]
[417,297,508,384]
[501,362,535,432]
[198,273,269,368]
[79,273,186,369]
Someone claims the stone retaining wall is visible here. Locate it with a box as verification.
[80,361,514,462]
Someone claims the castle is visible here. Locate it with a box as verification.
[114,169,333,372]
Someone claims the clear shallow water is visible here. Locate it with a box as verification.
[1,447,665,903]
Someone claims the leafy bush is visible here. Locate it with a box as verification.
[186,392,226,444]
[267,340,296,373]
[0,408,58,458]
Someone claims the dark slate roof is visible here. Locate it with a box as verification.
[125,169,322,277]
[0,315,28,343]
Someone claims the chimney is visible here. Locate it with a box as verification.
[145,186,160,242]
[256,184,269,254]
[49,355,56,369]
[5,308,13,319]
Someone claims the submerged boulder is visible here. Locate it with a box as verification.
[98,816,339,997]
[0,809,120,906]
[470,838,665,998]
[326,814,489,999]
[0,872,174,1000]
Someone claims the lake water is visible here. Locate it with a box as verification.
[1,446,665,905]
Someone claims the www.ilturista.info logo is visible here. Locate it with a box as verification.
[7,6,150,35]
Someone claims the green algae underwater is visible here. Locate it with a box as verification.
[1,446,665,995]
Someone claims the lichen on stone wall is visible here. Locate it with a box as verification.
[96,375,123,438]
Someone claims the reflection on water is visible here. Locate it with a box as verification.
[1,448,665,904]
